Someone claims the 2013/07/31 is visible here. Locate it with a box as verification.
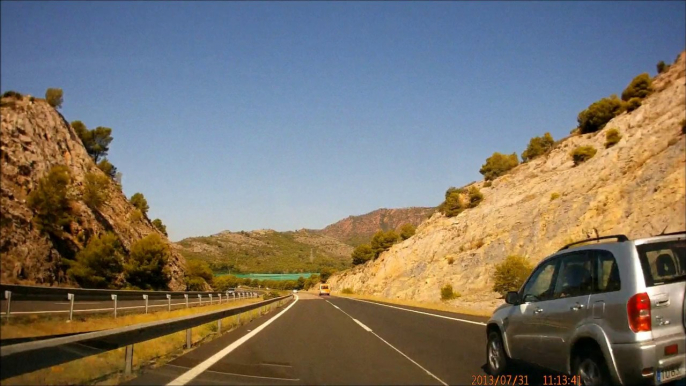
[472,375,528,385]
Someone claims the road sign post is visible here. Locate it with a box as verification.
[67,293,74,321]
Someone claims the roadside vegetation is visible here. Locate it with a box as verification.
[1,297,274,386]
[440,284,461,301]
[571,145,598,165]
[491,255,534,296]
[605,128,622,148]
[521,132,554,162]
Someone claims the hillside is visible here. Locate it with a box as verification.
[317,207,435,246]
[174,229,353,274]
[0,95,187,289]
[327,52,686,313]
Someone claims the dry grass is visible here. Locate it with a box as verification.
[334,292,491,317]
[1,298,260,339]
[2,299,287,386]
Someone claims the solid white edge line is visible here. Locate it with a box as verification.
[342,297,487,326]
[326,300,448,386]
[166,295,298,386]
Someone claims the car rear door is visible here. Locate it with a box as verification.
[536,251,592,372]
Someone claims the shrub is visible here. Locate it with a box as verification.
[83,172,110,210]
[341,288,354,294]
[27,165,73,235]
[2,90,22,99]
[72,121,114,163]
[625,97,642,112]
[124,233,171,290]
[605,128,622,148]
[521,132,555,162]
[571,146,598,165]
[479,152,519,180]
[152,218,168,236]
[351,243,374,265]
[447,256,455,264]
[45,88,63,108]
[130,193,149,215]
[550,192,560,201]
[370,229,399,258]
[186,259,214,284]
[492,255,533,296]
[130,209,143,223]
[577,94,625,134]
[668,138,678,147]
[67,232,124,289]
[440,284,460,300]
[621,73,652,102]
[213,275,239,291]
[438,188,465,217]
[657,61,668,74]
[185,276,207,291]
[29,96,35,102]
[96,158,117,179]
[483,181,492,188]
[319,267,334,283]
[399,223,416,240]
[467,186,484,208]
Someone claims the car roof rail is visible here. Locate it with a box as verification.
[558,234,629,251]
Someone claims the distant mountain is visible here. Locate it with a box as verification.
[316,207,435,246]
[174,229,353,274]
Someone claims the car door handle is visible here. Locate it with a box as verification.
[534,307,543,314]
[570,303,585,311]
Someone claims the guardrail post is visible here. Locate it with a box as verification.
[218,293,222,304]
[209,294,213,305]
[184,294,189,308]
[124,344,134,375]
[143,295,149,314]
[197,294,202,306]
[4,291,11,320]
[217,318,222,333]
[185,328,192,349]
[67,293,74,321]
[166,294,171,312]
[111,294,118,318]
[225,291,229,301]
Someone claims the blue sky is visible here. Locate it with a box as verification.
[2,2,684,241]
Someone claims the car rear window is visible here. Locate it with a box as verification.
[636,239,686,287]
[321,285,329,289]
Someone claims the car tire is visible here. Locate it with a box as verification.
[572,348,612,386]
[486,330,509,375]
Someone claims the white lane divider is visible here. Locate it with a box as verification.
[326,300,448,386]
[167,295,299,386]
[341,297,487,326]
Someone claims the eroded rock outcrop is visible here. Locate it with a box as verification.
[1,96,187,290]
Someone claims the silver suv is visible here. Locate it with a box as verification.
[486,232,686,385]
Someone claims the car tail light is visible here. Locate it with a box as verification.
[627,292,651,332]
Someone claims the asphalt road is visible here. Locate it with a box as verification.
[126,293,500,386]
[0,294,254,316]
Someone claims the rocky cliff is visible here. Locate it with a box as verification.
[0,96,187,289]
[317,207,435,246]
[327,52,686,313]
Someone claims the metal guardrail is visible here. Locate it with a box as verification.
[1,284,263,320]
[0,294,292,380]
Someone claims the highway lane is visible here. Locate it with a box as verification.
[0,294,253,316]
[127,293,494,385]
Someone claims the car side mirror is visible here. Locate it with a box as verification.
[505,291,521,305]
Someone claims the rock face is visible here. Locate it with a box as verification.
[317,207,435,246]
[327,52,686,313]
[0,96,187,290]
